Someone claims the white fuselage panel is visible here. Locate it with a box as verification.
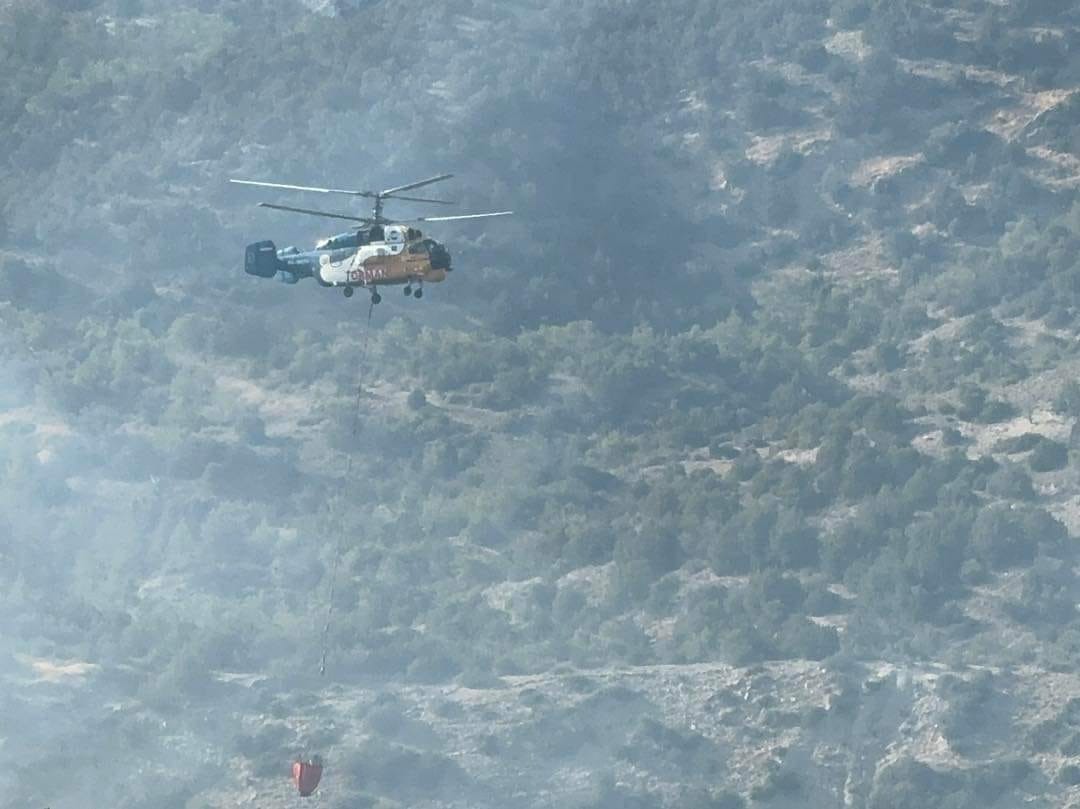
[316,235,406,286]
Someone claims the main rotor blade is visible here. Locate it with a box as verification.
[387,194,457,205]
[381,173,454,196]
[409,211,513,222]
[257,202,372,223]
[231,179,369,196]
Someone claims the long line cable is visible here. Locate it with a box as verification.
[319,296,376,676]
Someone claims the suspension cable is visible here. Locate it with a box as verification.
[319,296,376,676]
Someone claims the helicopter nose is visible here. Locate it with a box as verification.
[429,241,452,270]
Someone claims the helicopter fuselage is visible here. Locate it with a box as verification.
[245,223,451,291]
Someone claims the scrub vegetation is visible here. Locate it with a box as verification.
[3,0,1080,807]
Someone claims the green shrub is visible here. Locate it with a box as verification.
[1029,438,1067,472]
[1059,763,1080,786]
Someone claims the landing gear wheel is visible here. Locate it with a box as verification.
[413,288,423,299]
[371,291,382,305]
[343,286,354,298]
[404,285,412,296]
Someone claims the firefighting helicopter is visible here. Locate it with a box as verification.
[231,173,512,303]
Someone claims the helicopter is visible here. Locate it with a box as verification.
[231,173,512,303]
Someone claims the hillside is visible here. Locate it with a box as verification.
[3,0,1080,807]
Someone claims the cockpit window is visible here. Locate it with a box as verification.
[319,231,363,251]
[408,243,428,255]
[407,228,421,241]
